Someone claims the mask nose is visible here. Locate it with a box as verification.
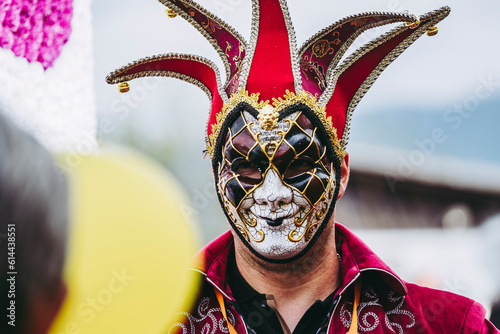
[253,169,293,211]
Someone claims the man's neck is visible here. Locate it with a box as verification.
[234,221,340,332]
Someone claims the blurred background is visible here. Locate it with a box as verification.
[94,0,499,311]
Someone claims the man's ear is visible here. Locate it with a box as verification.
[337,150,350,200]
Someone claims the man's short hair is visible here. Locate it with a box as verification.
[0,110,68,333]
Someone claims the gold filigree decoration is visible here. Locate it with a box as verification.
[305,223,318,242]
[223,200,235,222]
[253,230,265,242]
[316,200,328,220]
[312,39,333,58]
[264,142,278,156]
[227,204,266,242]
[236,224,249,242]
[207,89,345,160]
[249,217,258,227]
[239,213,265,243]
[271,90,344,160]
[312,37,339,58]
[288,229,301,242]
[351,18,368,27]
[207,89,268,157]
[288,210,314,242]
[257,105,279,130]
[221,177,265,243]
[201,17,222,34]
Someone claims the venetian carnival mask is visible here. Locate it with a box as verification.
[107,0,450,262]
[218,110,337,260]
[210,90,344,262]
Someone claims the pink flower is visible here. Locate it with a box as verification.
[12,37,25,57]
[0,0,73,69]
[0,29,14,49]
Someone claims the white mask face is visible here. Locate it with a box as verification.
[218,110,336,260]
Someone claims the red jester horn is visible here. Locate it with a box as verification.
[106,0,450,159]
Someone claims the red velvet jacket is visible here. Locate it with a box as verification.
[169,223,499,333]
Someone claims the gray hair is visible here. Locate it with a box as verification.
[0,110,68,333]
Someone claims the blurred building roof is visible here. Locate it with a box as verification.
[349,143,500,195]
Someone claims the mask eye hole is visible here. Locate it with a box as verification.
[284,158,315,179]
[232,159,261,181]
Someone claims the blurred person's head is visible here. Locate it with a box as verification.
[0,110,68,334]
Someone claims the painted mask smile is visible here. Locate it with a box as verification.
[217,108,337,261]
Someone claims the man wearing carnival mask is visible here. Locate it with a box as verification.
[107,0,499,333]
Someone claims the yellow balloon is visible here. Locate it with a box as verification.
[50,146,200,334]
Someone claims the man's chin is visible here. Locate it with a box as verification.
[249,238,306,261]
[241,243,314,273]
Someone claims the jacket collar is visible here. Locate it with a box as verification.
[192,223,407,298]
[335,223,407,296]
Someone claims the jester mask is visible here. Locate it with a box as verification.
[107,0,450,262]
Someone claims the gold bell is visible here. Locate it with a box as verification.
[165,8,177,18]
[427,26,439,36]
[406,17,420,29]
[117,82,130,93]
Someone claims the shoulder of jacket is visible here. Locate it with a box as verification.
[404,282,487,333]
